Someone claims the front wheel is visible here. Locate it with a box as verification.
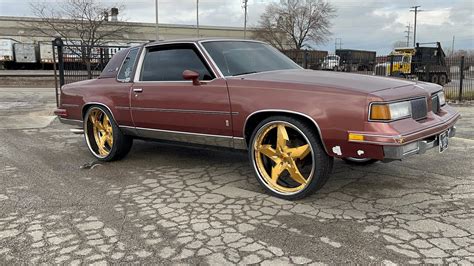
[342,157,378,165]
[84,106,133,161]
[249,116,333,200]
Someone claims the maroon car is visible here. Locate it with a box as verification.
[55,39,460,200]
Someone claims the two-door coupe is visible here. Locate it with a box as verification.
[55,39,460,200]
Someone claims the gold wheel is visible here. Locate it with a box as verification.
[252,121,314,195]
[86,108,114,157]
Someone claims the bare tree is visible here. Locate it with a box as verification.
[255,0,336,50]
[27,0,128,78]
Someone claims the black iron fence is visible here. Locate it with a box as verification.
[283,50,474,101]
[52,38,128,101]
[50,39,473,102]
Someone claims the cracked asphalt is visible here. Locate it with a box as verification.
[0,87,473,265]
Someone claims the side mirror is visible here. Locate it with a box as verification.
[183,70,200,85]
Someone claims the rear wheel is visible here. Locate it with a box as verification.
[249,116,333,200]
[439,74,447,86]
[430,74,439,84]
[84,106,133,161]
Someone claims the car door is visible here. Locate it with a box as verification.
[130,43,233,145]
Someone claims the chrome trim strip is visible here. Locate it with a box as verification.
[242,109,328,154]
[130,107,231,115]
[82,102,116,121]
[121,126,235,148]
[62,104,80,108]
[115,106,130,110]
[58,117,83,127]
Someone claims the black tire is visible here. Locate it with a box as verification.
[342,157,379,165]
[84,105,133,161]
[249,116,333,200]
[439,74,447,86]
[431,74,439,84]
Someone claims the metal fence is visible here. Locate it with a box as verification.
[52,38,128,86]
[50,39,473,102]
[283,50,474,101]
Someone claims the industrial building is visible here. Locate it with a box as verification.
[0,16,256,44]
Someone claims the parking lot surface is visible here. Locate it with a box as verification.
[0,87,473,264]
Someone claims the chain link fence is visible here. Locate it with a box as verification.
[283,50,474,101]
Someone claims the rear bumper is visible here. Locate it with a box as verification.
[383,126,456,161]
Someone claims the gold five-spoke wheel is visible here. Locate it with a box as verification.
[89,109,114,156]
[253,121,315,195]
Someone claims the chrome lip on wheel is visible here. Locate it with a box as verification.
[85,108,114,159]
[251,121,315,196]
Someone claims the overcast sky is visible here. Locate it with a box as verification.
[0,0,473,54]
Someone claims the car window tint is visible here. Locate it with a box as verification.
[117,48,139,81]
[141,47,213,81]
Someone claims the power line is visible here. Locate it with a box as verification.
[410,5,423,46]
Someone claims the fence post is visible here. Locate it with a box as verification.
[389,55,394,76]
[459,56,464,102]
[304,50,309,69]
[53,37,65,88]
[52,40,59,107]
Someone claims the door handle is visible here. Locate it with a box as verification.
[133,88,143,93]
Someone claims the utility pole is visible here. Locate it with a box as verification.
[155,0,159,41]
[335,38,342,51]
[404,23,411,47]
[243,0,248,39]
[410,5,422,46]
[196,0,200,38]
[451,35,455,56]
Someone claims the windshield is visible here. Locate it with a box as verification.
[201,41,300,76]
[326,55,339,60]
[392,55,403,62]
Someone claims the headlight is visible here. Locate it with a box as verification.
[370,101,412,121]
[437,91,446,106]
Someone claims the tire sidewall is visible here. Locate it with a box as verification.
[84,105,122,161]
[249,116,329,200]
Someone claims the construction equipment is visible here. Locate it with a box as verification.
[375,42,450,85]
[335,49,376,72]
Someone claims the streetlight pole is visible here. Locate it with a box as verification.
[155,0,159,41]
[196,0,200,37]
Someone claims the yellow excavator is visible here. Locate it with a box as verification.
[375,42,450,85]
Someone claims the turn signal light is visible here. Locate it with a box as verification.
[370,104,391,120]
[348,133,364,141]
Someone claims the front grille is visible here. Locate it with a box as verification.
[410,98,428,120]
[431,95,440,114]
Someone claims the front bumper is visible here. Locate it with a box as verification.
[383,126,456,161]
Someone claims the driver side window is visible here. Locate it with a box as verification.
[140,45,214,82]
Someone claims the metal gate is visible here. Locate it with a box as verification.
[52,38,129,106]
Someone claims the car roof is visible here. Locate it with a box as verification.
[144,38,266,47]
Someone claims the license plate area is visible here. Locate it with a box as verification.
[439,131,449,153]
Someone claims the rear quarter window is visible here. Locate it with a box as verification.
[117,48,140,81]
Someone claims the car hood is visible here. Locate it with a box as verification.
[235,69,418,93]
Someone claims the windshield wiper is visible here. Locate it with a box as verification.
[233,71,257,76]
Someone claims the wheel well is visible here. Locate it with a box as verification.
[81,103,114,120]
[244,111,324,148]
